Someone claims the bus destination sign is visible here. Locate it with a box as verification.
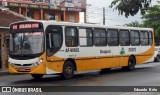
[12,23,40,30]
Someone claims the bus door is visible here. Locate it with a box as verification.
[46,25,63,61]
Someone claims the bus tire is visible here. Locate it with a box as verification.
[100,68,111,74]
[62,61,75,80]
[122,56,136,71]
[31,74,43,79]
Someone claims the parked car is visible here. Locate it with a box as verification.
[154,46,160,62]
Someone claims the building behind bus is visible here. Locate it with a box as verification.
[0,0,87,71]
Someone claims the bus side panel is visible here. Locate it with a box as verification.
[75,60,91,71]
[92,57,120,70]
[136,56,145,64]
[119,56,129,67]
[136,45,154,64]
[75,57,120,71]
[45,61,64,73]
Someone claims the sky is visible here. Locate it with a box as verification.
[80,0,158,26]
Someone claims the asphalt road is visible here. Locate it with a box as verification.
[1,62,160,95]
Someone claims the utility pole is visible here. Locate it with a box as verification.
[85,4,91,23]
[103,7,105,25]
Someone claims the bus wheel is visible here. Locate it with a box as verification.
[62,61,75,80]
[100,68,111,74]
[122,56,136,71]
[31,74,43,80]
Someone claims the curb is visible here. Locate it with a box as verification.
[0,71,10,76]
[0,70,27,76]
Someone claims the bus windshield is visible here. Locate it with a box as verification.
[9,31,44,55]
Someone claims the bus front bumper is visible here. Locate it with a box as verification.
[9,63,46,74]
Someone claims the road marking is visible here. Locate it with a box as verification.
[121,92,136,95]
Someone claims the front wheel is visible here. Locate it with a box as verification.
[31,74,43,80]
[122,56,136,71]
[62,61,75,80]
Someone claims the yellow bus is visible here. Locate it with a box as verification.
[9,20,154,79]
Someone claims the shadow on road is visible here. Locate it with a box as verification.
[10,66,154,85]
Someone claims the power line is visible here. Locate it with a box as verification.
[85,4,142,25]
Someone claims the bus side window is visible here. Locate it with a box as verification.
[79,28,93,46]
[107,29,119,46]
[93,29,106,46]
[140,31,149,46]
[65,27,78,47]
[119,30,130,46]
[130,30,140,46]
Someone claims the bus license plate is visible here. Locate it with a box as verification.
[19,68,26,71]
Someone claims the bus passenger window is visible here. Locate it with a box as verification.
[65,27,78,47]
[119,30,130,46]
[93,29,106,46]
[130,30,140,46]
[79,28,92,46]
[140,31,149,46]
[107,29,118,46]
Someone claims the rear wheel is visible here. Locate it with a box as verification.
[31,74,43,80]
[62,61,75,80]
[122,56,136,71]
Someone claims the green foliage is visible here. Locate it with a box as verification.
[110,0,160,37]
[110,0,152,18]
[142,5,160,37]
[124,21,143,27]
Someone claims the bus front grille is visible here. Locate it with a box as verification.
[13,63,33,67]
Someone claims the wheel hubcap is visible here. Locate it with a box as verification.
[65,66,72,75]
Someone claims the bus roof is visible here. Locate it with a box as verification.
[10,20,153,31]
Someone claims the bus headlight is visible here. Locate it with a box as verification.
[34,58,44,66]
[38,59,43,63]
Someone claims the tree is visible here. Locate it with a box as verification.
[110,0,152,18]
[142,5,160,37]
[124,21,143,27]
